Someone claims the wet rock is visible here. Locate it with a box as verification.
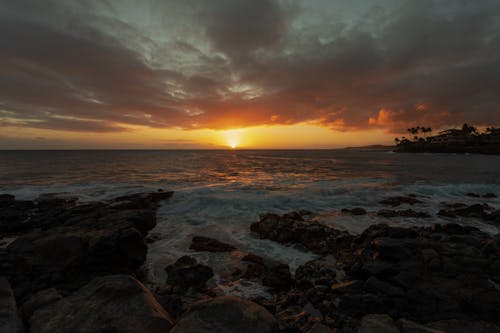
[165,256,214,293]
[242,253,265,265]
[29,275,173,333]
[466,192,481,198]
[483,193,497,198]
[454,203,491,219]
[240,254,293,292]
[1,191,171,299]
[295,257,337,288]
[0,276,24,333]
[377,209,430,218]
[262,261,293,292]
[189,236,236,252]
[379,196,423,207]
[170,296,278,333]
[437,209,456,218]
[358,314,399,333]
[342,208,367,215]
[250,212,354,256]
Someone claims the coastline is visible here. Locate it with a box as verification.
[2,191,500,332]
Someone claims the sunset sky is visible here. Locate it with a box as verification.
[1,0,499,149]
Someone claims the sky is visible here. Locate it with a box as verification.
[1,0,499,149]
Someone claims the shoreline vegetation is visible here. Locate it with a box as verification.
[1,191,500,332]
[394,124,500,154]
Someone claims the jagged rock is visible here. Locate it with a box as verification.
[295,257,337,288]
[189,236,236,252]
[250,212,353,256]
[170,296,278,333]
[240,254,293,292]
[29,275,173,333]
[1,191,172,300]
[0,276,24,333]
[165,256,214,292]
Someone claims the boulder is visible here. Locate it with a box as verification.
[2,191,170,299]
[170,296,278,333]
[189,236,236,252]
[165,256,214,292]
[0,276,24,333]
[20,288,63,321]
[29,275,173,333]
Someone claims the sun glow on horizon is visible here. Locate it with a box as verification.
[222,129,242,149]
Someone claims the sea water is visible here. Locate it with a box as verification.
[1,149,500,291]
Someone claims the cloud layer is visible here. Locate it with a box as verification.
[1,0,499,134]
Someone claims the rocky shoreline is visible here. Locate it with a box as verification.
[1,191,500,332]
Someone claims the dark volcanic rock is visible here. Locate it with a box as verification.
[0,276,24,333]
[341,208,367,215]
[1,191,173,300]
[262,261,293,292]
[377,209,431,218]
[379,196,423,206]
[344,224,500,323]
[20,288,63,321]
[170,296,278,333]
[295,257,337,288]
[258,221,500,331]
[29,275,173,333]
[240,253,293,292]
[438,203,496,222]
[250,213,354,256]
[483,193,497,198]
[165,256,214,293]
[189,236,236,252]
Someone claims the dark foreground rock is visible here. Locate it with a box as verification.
[165,256,214,293]
[251,212,500,332]
[29,275,174,333]
[0,191,172,301]
[170,296,279,333]
[251,213,354,255]
[0,276,24,333]
[189,236,236,252]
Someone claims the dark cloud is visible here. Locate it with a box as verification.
[0,0,499,135]
[200,0,297,54]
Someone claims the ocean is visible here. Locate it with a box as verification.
[1,149,500,293]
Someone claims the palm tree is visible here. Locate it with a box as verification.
[462,123,477,135]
